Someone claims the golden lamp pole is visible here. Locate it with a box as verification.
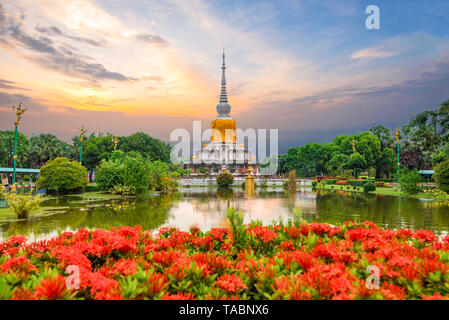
[112,136,120,151]
[351,140,357,178]
[394,128,401,183]
[11,103,27,192]
[79,126,87,164]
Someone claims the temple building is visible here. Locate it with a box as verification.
[184,50,257,177]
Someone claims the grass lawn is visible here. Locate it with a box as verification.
[0,207,14,219]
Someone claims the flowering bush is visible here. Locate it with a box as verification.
[1,215,449,300]
[336,180,347,185]
[375,181,385,187]
[216,172,234,188]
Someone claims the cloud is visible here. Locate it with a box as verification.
[140,75,165,82]
[0,90,34,109]
[0,3,129,82]
[35,25,104,47]
[136,33,168,46]
[351,46,399,59]
[0,79,29,91]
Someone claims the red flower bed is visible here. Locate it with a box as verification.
[1,221,449,300]
[336,180,348,185]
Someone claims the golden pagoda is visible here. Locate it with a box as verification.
[184,50,257,177]
[211,49,236,143]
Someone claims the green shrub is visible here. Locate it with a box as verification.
[323,179,338,185]
[363,181,376,193]
[148,160,177,192]
[434,159,449,193]
[84,184,100,192]
[217,172,234,188]
[347,180,372,187]
[95,160,123,191]
[122,152,150,194]
[288,170,297,192]
[311,180,318,187]
[0,188,44,219]
[400,170,422,194]
[37,157,87,194]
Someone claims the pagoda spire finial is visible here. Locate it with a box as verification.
[216,49,231,118]
[220,48,228,103]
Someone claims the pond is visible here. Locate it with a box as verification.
[1,187,449,241]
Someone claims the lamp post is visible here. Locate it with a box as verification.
[11,103,27,192]
[351,140,357,179]
[112,136,119,151]
[394,129,400,183]
[79,126,87,164]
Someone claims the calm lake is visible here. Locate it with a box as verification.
[1,187,449,241]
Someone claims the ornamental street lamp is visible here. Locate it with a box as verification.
[11,103,27,192]
[112,136,119,151]
[79,126,87,164]
[394,128,401,183]
[351,140,357,179]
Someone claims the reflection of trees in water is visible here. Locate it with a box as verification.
[315,191,449,236]
[216,187,234,201]
[3,189,449,240]
[0,193,181,239]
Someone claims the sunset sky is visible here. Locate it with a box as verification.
[1,0,449,151]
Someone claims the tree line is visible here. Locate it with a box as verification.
[0,131,172,170]
[279,99,449,178]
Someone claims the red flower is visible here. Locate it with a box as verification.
[111,258,138,276]
[0,256,38,275]
[34,275,69,300]
[249,226,278,243]
[161,292,195,300]
[422,293,449,300]
[216,274,248,293]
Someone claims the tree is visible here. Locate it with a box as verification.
[95,158,124,191]
[369,125,395,150]
[0,188,43,219]
[120,132,171,163]
[71,133,114,170]
[296,143,333,177]
[26,134,71,168]
[0,130,30,167]
[37,157,88,194]
[326,152,349,176]
[121,151,151,194]
[217,172,234,188]
[434,159,449,193]
[400,170,422,194]
[344,152,367,177]
[279,147,300,175]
